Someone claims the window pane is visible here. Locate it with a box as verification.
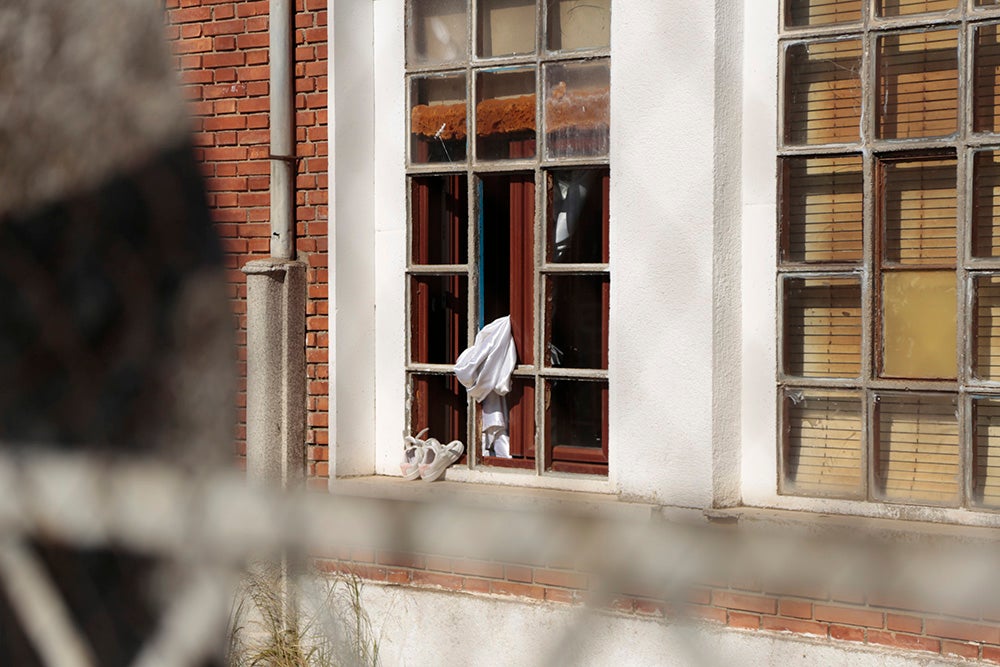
[411,176,468,265]
[547,168,609,264]
[481,377,535,469]
[544,60,609,159]
[973,397,1000,508]
[781,155,863,264]
[410,274,468,364]
[974,24,1000,134]
[882,158,957,266]
[783,277,862,378]
[546,0,610,51]
[476,69,536,160]
[477,0,535,58]
[480,173,535,364]
[410,373,468,449]
[875,394,959,504]
[545,274,609,370]
[407,0,469,67]
[411,74,467,164]
[785,39,863,146]
[546,379,607,472]
[785,0,862,28]
[877,30,958,140]
[784,389,863,497]
[881,271,956,379]
[973,151,1000,258]
[973,275,1000,381]
[877,0,956,16]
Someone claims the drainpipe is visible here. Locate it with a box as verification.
[243,0,306,493]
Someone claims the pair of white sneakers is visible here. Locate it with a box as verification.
[400,428,465,482]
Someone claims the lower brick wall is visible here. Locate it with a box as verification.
[314,551,1000,664]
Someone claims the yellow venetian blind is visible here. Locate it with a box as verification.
[973,151,1000,257]
[876,395,959,503]
[974,24,1000,134]
[784,277,862,378]
[786,0,862,28]
[877,0,956,17]
[974,399,1000,507]
[785,39,863,145]
[877,29,958,140]
[975,276,1000,381]
[785,390,863,496]
[882,158,957,266]
[783,155,864,264]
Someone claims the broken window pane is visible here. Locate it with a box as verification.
[975,24,1000,135]
[411,175,468,265]
[546,0,610,52]
[479,173,535,364]
[973,275,1000,381]
[881,271,956,379]
[882,158,957,267]
[877,29,959,140]
[544,60,610,159]
[410,274,468,364]
[973,151,1000,258]
[973,397,1000,508]
[783,277,862,378]
[411,74,467,164]
[781,155,863,264]
[407,0,469,67]
[410,373,468,449]
[547,168,608,264]
[476,69,536,160]
[784,389,863,497]
[875,394,959,504]
[785,39,863,146]
[477,0,536,58]
[785,0,862,29]
[546,378,607,473]
[545,274,609,370]
[877,0,956,17]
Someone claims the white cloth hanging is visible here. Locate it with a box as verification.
[453,316,517,458]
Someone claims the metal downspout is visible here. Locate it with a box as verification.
[269,0,295,260]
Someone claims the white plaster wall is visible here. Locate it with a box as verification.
[321,582,966,667]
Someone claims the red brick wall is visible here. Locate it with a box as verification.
[163,0,328,486]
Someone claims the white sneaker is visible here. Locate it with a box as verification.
[400,428,429,480]
[418,439,464,482]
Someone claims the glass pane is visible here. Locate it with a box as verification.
[546,0,610,52]
[479,173,535,364]
[785,39,863,146]
[973,151,1000,257]
[974,275,1000,381]
[476,69,536,160]
[545,274,609,369]
[783,277,862,378]
[877,30,959,140]
[481,377,535,468]
[882,158,957,266]
[547,168,609,264]
[410,274,468,364]
[407,0,469,67]
[781,155,863,264]
[979,0,1000,6]
[410,373,468,449]
[411,176,468,265]
[785,0,862,28]
[875,394,959,504]
[544,60,610,159]
[974,397,1000,508]
[477,0,535,58]
[881,271,956,379]
[877,0,956,16]
[975,24,1000,134]
[411,74,467,164]
[784,389,863,497]
[546,379,607,465]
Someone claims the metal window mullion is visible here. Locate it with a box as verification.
[535,161,546,476]
[467,169,477,468]
[958,17,973,506]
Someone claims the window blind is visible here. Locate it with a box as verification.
[876,395,960,503]
[974,398,1000,507]
[882,158,957,266]
[786,39,863,145]
[784,277,862,378]
[974,24,1000,134]
[785,391,863,495]
[783,155,864,263]
[973,151,1000,257]
[786,0,862,29]
[975,276,1000,381]
[877,0,956,17]
[877,29,958,140]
